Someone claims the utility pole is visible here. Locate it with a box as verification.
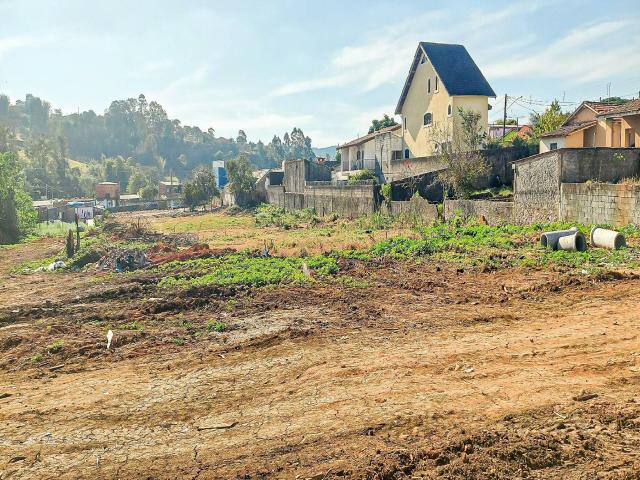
[503,94,508,139]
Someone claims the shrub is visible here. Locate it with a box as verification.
[47,341,64,354]
[348,169,377,185]
[207,320,227,332]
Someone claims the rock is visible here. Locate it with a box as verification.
[573,391,598,402]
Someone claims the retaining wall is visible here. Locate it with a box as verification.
[560,183,640,226]
[444,199,514,225]
[304,184,377,218]
[388,197,438,224]
[513,148,640,223]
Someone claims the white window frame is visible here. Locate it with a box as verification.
[423,111,433,128]
[404,148,410,159]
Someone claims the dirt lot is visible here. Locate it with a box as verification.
[1,211,639,479]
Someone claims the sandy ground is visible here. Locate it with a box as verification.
[1,235,640,479]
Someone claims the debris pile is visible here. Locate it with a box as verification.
[97,248,150,272]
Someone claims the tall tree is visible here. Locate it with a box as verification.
[531,100,570,137]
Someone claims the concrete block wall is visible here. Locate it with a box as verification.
[388,197,438,224]
[560,183,640,226]
[303,184,378,219]
[443,199,514,226]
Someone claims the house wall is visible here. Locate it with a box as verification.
[560,183,640,226]
[540,136,565,153]
[400,56,453,158]
[622,116,640,147]
[451,95,490,143]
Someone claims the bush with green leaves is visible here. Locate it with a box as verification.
[347,169,377,185]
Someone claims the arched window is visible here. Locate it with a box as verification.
[404,149,410,159]
[447,104,452,116]
[423,112,432,126]
[427,78,431,94]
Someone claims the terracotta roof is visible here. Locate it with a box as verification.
[583,101,623,114]
[598,99,640,116]
[339,124,401,149]
[540,120,597,138]
[395,42,496,114]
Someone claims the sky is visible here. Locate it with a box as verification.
[1,0,639,148]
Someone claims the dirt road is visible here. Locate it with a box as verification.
[1,241,639,479]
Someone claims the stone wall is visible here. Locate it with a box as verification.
[513,148,640,223]
[303,184,378,218]
[513,151,561,223]
[560,183,640,226]
[385,146,528,185]
[560,149,640,183]
[443,199,514,225]
[388,197,439,224]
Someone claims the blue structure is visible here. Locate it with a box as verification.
[212,161,228,189]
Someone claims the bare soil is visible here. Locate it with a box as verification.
[1,233,640,479]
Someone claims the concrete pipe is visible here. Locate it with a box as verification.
[590,227,626,250]
[557,231,587,252]
[540,227,578,250]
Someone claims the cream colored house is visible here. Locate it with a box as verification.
[338,124,402,173]
[540,100,640,153]
[395,42,496,158]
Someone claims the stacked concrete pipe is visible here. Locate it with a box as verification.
[557,231,587,252]
[540,227,578,250]
[590,227,626,250]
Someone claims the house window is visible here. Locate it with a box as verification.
[403,117,407,131]
[550,142,558,150]
[392,150,403,160]
[447,104,452,116]
[427,78,431,94]
[423,112,432,127]
[435,76,439,92]
[420,55,426,64]
[404,148,410,159]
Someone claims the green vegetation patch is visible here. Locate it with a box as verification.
[157,253,338,288]
[254,203,319,229]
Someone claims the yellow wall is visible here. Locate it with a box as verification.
[565,131,584,148]
[399,53,489,158]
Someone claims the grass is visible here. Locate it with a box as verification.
[333,219,640,273]
[157,254,339,288]
[35,220,83,237]
[207,320,227,332]
[47,341,64,354]
[254,203,319,229]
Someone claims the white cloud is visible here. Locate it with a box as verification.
[485,19,640,83]
[270,1,542,99]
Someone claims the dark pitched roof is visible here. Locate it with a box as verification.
[395,42,496,114]
[339,124,401,149]
[539,120,596,138]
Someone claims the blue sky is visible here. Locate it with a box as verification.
[1,0,639,147]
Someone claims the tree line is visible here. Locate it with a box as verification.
[0,93,316,200]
